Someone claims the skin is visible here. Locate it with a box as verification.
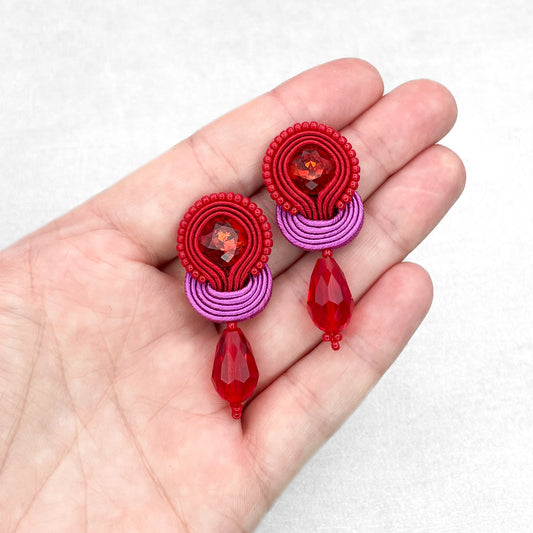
[0,59,465,532]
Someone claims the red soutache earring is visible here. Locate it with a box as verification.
[262,122,363,350]
[177,193,273,419]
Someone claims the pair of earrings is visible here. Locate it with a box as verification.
[177,122,364,419]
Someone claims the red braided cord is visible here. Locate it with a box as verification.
[177,193,272,291]
[263,122,360,220]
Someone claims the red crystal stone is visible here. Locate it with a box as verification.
[212,325,259,419]
[307,255,354,350]
[289,144,335,196]
[199,217,247,268]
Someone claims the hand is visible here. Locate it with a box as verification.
[0,59,464,532]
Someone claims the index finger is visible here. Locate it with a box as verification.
[91,58,384,265]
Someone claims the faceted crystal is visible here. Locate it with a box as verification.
[199,217,247,268]
[289,144,335,195]
[307,256,354,339]
[212,326,258,418]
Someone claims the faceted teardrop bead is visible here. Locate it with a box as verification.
[212,325,259,419]
[307,255,354,350]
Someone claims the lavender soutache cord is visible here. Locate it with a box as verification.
[277,192,364,251]
[185,265,273,323]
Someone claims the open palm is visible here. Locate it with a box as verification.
[0,59,464,532]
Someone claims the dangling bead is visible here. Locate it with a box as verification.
[307,249,354,350]
[212,322,259,419]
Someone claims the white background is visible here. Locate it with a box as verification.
[1,1,532,531]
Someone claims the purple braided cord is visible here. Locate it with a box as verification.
[185,265,273,322]
[277,192,364,251]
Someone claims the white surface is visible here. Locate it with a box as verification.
[1,1,532,531]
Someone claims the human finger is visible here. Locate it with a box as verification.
[245,145,465,387]
[91,58,384,265]
[243,262,433,500]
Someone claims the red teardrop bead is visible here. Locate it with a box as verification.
[307,255,354,350]
[212,325,259,419]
